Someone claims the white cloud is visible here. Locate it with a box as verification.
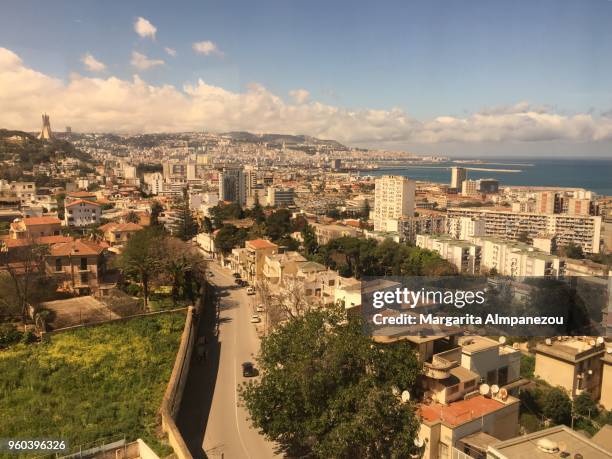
[192,41,223,56]
[164,47,177,57]
[134,17,156,40]
[289,89,310,104]
[81,53,106,72]
[1,47,611,148]
[130,51,164,70]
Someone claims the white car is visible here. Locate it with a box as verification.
[250,314,261,323]
[256,305,264,313]
[246,286,256,295]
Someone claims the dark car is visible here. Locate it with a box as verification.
[242,362,256,377]
[235,278,242,285]
[233,273,241,279]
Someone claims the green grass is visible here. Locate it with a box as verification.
[0,312,186,456]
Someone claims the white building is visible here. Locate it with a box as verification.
[448,216,486,240]
[143,172,164,195]
[267,187,295,207]
[416,234,481,274]
[65,199,102,227]
[450,167,467,190]
[373,175,415,232]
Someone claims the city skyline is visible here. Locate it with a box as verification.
[1,0,612,156]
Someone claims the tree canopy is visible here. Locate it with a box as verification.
[240,306,421,458]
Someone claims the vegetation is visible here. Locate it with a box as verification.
[313,237,456,278]
[214,224,248,255]
[150,200,163,226]
[559,243,584,259]
[241,305,421,458]
[0,312,185,455]
[172,189,199,241]
[520,354,535,379]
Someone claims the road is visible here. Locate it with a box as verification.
[178,259,280,459]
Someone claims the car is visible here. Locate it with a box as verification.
[207,271,214,277]
[250,314,261,323]
[256,304,264,313]
[239,279,247,287]
[246,286,256,295]
[242,362,256,377]
[235,278,242,285]
[232,273,241,279]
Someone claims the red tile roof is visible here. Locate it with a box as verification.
[419,395,506,427]
[23,216,62,226]
[50,239,105,257]
[65,199,101,208]
[99,222,143,232]
[246,239,278,250]
[1,235,73,249]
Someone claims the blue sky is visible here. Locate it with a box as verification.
[1,0,612,155]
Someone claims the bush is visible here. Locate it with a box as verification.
[520,354,535,379]
[574,393,599,418]
[520,413,541,433]
[543,387,572,425]
[0,323,21,348]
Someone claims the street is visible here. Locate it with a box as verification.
[178,259,281,459]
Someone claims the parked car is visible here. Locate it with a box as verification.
[242,362,256,377]
[246,286,256,295]
[256,304,264,313]
[235,278,242,285]
[232,272,241,278]
[250,314,261,323]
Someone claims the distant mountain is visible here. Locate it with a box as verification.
[221,131,347,149]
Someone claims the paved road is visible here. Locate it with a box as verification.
[179,260,280,459]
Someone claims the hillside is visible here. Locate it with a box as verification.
[221,131,347,149]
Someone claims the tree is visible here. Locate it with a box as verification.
[543,387,572,425]
[240,305,421,458]
[574,393,599,418]
[560,243,584,260]
[301,222,318,256]
[214,224,247,256]
[125,210,140,224]
[202,216,213,234]
[265,208,292,241]
[162,238,207,304]
[150,200,163,226]
[173,188,199,241]
[517,231,530,243]
[116,227,165,310]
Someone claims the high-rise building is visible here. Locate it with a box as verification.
[450,167,467,190]
[267,187,295,207]
[461,179,479,197]
[535,191,560,214]
[219,168,246,206]
[37,113,53,140]
[373,175,415,232]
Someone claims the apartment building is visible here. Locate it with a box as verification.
[397,211,447,243]
[231,239,278,282]
[416,234,481,274]
[448,217,485,240]
[218,167,246,205]
[447,207,602,254]
[98,222,143,246]
[534,337,605,400]
[600,350,612,410]
[267,187,295,207]
[450,167,467,190]
[373,175,415,232]
[263,251,307,284]
[312,222,361,244]
[64,199,102,227]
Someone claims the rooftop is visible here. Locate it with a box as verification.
[21,216,62,226]
[246,239,278,250]
[536,338,605,362]
[65,199,101,208]
[50,239,105,257]
[489,425,612,458]
[418,395,510,427]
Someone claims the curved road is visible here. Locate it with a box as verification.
[178,260,280,459]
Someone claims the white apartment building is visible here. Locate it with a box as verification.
[397,212,447,243]
[416,234,481,274]
[448,216,486,240]
[447,207,602,254]
[373,175,415,232]
[65,199,102,227]
[450,167,467,190]
[143,172,164,195]
[267,187,295,207]
[461,179,479,197]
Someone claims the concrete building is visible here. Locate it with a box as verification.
[416,235,481,274]
[234,239,278,282]
[461,180,480,197]
[143,172,164,195]
[373,175,415,232]
[219,167,246,206]
[98,222,143,246]
[312,222,361,245]
[397,212,447,243]
[267,187,295,207]
[448,217,485,240]
[65,199,102,227]
[47,239,105,295]
[451,167,467,190]
[9,216,61,239]
[263,251,307,285]
[447,207,602,254]
[600,350,612,410]
[487,425,612,459]
[534,337,605,400]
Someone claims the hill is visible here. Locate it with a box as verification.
[221,131,347,149]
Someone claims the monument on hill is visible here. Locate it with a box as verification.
[37,113,53,140]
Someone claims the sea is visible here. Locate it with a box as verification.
[366,158,612,196]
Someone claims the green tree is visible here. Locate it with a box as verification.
[240,306,421,458]
[265,208,292,241]
[560,243,584,259]
[172,188,199,241]
[214,224,247,256]
[574,393,599,418]
[301,222,318,256]
[125,210,140,224]
[150,200,163,226]
[202,216,213,234]
[116,227,165,310]
[163,238,207,304]
[543,387,572,425]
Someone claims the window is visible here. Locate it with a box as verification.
[448,385,459,395]
[80,272,88,284]
[464,379,476,389]
[55,258,62,272]
[80,257,87,270]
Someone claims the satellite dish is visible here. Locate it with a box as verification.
[414,438,424,448]
[391,386,400,397]
[479,384,490,396]
[499,388,509,400]
[491,384,500,395]
[607,348,612,354]
[545,338,552,345]
[596,337,604,345]
[401,390,411,403]
[589,340,596,346]
[498,336,506,345]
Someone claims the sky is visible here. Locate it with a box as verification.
[1,0,612,157]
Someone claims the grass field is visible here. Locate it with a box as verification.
[0,312,186,456]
